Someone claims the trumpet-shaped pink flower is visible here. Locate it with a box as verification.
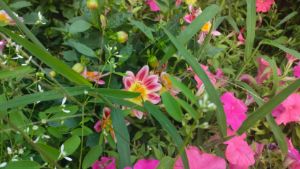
[256,0,275,13]
[123,65,162,119]
[286,139,300,169]
[92,157,116,169]
[256,57,281,84]
[221,92,248,131]
[293,62,300,78]
[174,146,226,169]
[146,0,160,12]
[124,159,159,169]
[272,93,300,125]
[225,134,255,169]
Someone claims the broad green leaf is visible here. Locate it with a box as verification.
[0,66,34,80]
[69,20,91,34]
[6,161,40,169]
[276,11,298,27]
[177,98,200,120]
[67,40,96,57]
[161,4,220,64]
[63,135,81,156]
[238,82,287,154]
[162,92,183,122]
[157,156,175,169]
[261,39,300,59]
[110,108,131,169]
[9,1,31,10]
[82,145,103,169]
[245,0,256,60]
[0,27,91,86]
[163,28,227,137]
[144,102,189,169]
[129,19,154,41]
[237,79,300,134]
[36,143,60,162]
[71,126,93,136]
[169,76,197,104]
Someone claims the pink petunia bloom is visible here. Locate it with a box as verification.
[256,57,281,84]
[174,146,226,169]
[293,62,300,78]
[92,157,116,169]
[82,68,108,85]
[256,0,275,13]
[286,53,298,65]
[146,0,160,12]
[237,28,245,45]
[123,65,162,119]
[134,159,159,169]
[0,40,6,54]
[225,134,255,169]
[285,139,300,169]
[272,93,300,125]
[221,92,248,131]
[183,6,201,23]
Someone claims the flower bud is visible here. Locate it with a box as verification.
[116,31,128,43]
[148,55,159,68]
[87,0,99,10]
[49,70,56,78]
[72,63,84,73]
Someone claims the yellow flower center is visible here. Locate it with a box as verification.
[201,22,212,33]
[185,0,197,6]
[0,13,9,24]
[161,73,172,89]
[128,81,148,105]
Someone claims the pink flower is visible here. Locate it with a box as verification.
[286,53,298,65]
[293,62,300,78]
[176,0,182,6]
[94,120,102,132]
[146,0,160,12]
[256,57,281,84]
[221,92,248,131]
[0,40,6,54]
[92,157,116,169]
[134,159,159,169]
[256,0,275,13]
[285,139,300,169]
[93,107,115,140]
[183,7,201,23]
[82,68,107,85]
[272,93,300,125]
[174,146,226,169]
[225,134,255,169]
[123,65,162,119]
[238,29,245,45]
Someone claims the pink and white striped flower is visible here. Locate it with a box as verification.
[123,65,162,119]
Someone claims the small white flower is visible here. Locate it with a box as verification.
[64,156,72,161]
[33,137,40,143]
[32,125,39,130]
[61,97,67,107]
[11,155,19,161]
[62,108,71,113]
[7,147,12,155]
[0,162,7,168]
[38,85,44,92]
[41,119,47,124]
[18,148,24,154]
[84,90,88,95]
[42,135,50,139]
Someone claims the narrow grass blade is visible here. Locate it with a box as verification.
[162,92,183,122]
[275,11,298,28]
[0,66,34,80]
[238,82,287,154]
[169,76,197,104]
[110,108,131,169]
[144,101,189,169]
[0,27,91,86]
[261,39,300,59]
[237,79,300,134]
[161,4,220,64]
[177,98,200,120]
[163,28,227,137]
[245,0,256,60]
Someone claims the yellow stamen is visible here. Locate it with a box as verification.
[201,22,212,33]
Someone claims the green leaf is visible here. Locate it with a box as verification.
[0,27,91,86]
[63,135,81,156]
[9,1,31,10]
[144,102,190,169]
[67,40,96,57]
[276,11,298,27]
[163,28,227,137]
[36,143,60,162]
[261,39,300,59]
[177,98,200,120]
[157,156,175,169]
[129,19,154,41]
[161,4,220,64]
[71,126,93,136]
[237,79,300,134]
[225,16,239,32]
[237,82,288,154]
[162,92,183,122]
[169,76,197,104]
[245,0,256,60]
[69,20,91,34]
[6,161,40,169]
[110,108,131,169]
[82,145,103,169]
[0,66,34,80]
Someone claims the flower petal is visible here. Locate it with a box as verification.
[136,66,149,81]
[147,93,161,104]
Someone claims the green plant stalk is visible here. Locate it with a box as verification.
[245,0,256,62]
